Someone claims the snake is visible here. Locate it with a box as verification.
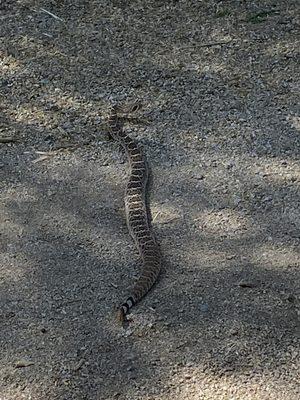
[108,106,161,323]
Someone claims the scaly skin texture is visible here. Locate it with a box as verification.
[108,106,161,324]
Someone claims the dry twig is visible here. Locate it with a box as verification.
[0,136,18,143]
[40,8,64,22]
[198,39,233,48]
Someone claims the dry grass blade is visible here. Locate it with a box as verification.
[32,155,52,163]
[198,39,233,47]
[0,136,18,143]
[109,283,118,289]
[35,151,54,155]
[152,211,161,222]
[32,150,58,163]
[40,8,64,22]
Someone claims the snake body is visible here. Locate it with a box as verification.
[108,107,161,322]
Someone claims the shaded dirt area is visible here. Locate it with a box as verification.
[0,1,299,399]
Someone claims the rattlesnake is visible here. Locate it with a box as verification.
[108,106,161,324]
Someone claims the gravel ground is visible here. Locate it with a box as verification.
[0,1,299,399]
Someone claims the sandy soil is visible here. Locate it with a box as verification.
[0,1,299,399]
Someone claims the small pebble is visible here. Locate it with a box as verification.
[15,359,34,368]
[238,281,255,288]
[287,294,295,303]
[200,303,209,312]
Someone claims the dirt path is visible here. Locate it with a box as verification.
[0,1,299,399]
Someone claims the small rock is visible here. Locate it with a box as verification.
[44,134,55,144]
[233,196,241,206]
[262,195,272,202]
[200,303,209,312]
[5,311,15,318]
[238,281,255,288]
[15,359,34,368]
[287,294,296,303]
[226,161,235,169]
[40,78,50,85]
